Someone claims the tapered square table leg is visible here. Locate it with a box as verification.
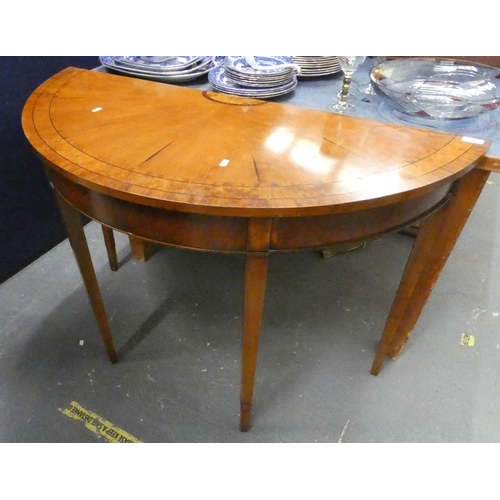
[371,168,490,375]
[55,193,118,364]
[240,253,269,432]
[240,218,272,431]
[101,225,118,271]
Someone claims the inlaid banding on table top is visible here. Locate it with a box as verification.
[23,68,491,215]
[202,91,268,107]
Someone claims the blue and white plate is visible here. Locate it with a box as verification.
[224,56,295,77]
[109,56,203,73]
[100,56,217,82]
[208,67,297,99]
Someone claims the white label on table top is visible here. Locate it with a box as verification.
[461,136,485,145]
[92,107,103,113]
[219,159,230,167]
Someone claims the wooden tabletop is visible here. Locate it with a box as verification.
[22,67,491,217]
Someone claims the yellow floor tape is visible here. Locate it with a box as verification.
[60,401,142,443]
[460,333,475,347]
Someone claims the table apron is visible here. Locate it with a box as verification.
[48,169,455,254]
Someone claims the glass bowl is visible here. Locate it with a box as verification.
[370,57,500,119]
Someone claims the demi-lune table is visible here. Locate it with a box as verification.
[22,67,497,430]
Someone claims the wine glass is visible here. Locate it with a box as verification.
[330,56,366,113]
[357,56,383,95]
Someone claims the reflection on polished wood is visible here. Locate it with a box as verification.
[22,68,492,430]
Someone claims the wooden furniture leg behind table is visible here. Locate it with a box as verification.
[101,225,118,272]
[99,229,156,271]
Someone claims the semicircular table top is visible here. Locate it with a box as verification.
[23,67,490,217]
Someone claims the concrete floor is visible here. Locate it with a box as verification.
[1,172,500,443]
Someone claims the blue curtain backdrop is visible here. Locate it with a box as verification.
[0,57,100,283]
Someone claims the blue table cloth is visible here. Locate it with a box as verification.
[100,57,500,159]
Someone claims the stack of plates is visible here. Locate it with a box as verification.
[99,56,217,82]
[208,56,298,99]
[290,56,341,77]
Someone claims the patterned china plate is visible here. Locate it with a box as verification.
[224,56,296,77]
[208,67,297,98]
[100,56,217,82]
[110,56,203,73]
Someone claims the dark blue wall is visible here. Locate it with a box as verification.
[0,57,100,283]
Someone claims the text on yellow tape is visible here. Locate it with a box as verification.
[60,401,142,443]
[460,334,475,347]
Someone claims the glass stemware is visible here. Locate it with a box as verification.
[357,56,383,95]
[330,56,366,113]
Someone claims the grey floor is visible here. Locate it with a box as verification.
[1,172,500,443]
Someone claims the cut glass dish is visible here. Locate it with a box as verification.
[370,57,500,119]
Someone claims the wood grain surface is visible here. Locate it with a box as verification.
[22,68,490,217]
